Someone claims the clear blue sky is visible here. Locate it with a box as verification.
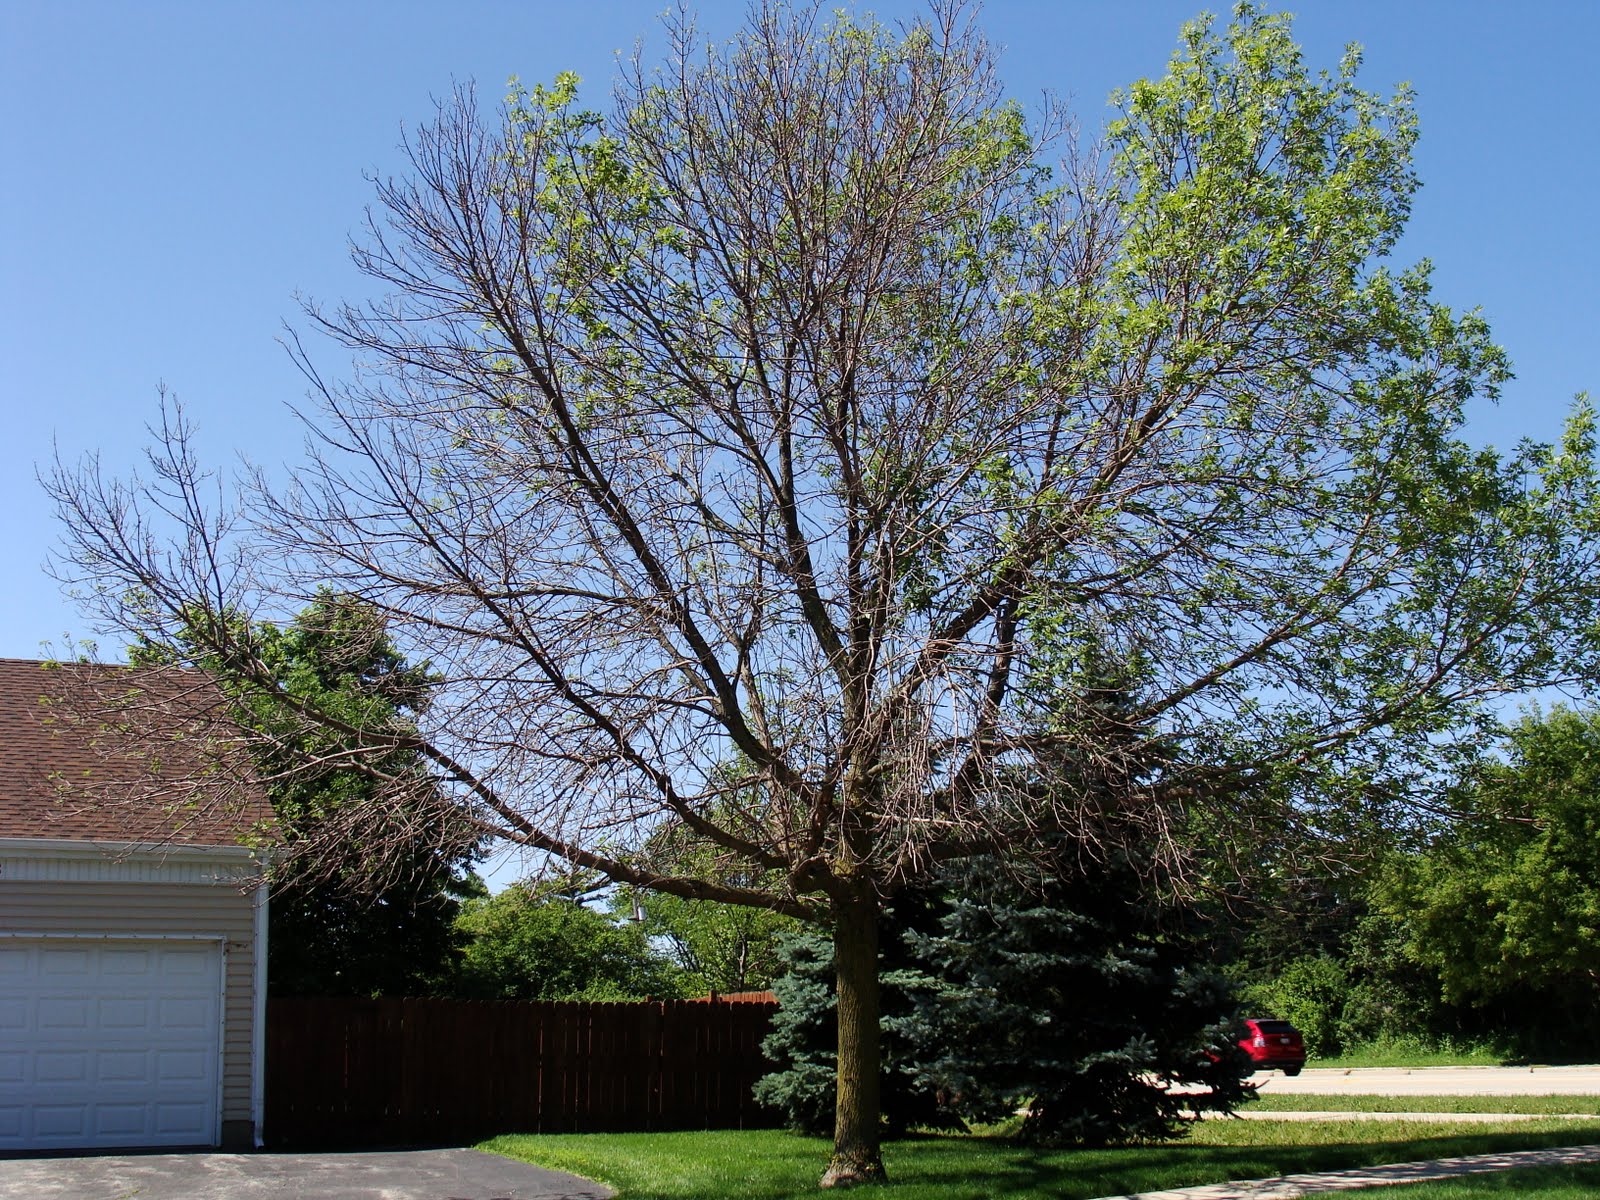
[4,0,1596,661]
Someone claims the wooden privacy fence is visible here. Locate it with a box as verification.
[265,995,780,1147]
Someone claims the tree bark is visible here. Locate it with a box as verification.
[820,889,886,1187]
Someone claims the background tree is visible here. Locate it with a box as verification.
[1222,706,1600,1062]
[616,802,801,995]
[133,592,483,997]
[1370,705,1600,1058]
[49,3,1600,1184]
[456,875,688,1001]
[619,879,797,997]
[1330,899,1477,1054]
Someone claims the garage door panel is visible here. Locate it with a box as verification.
[160,946,214,974]
[101,948,156,975]
[156,1050,211,1084]
[0,940,221,1151]
[95,1105,148,1137]
[33,1052,90,1083]
[99,996,154,1029]
[38,998,91,1031]
[39,947,92,976]
[32,1106,87,1138]
[154,1102,208,1137]
[159,996,212,1031]
[98,1050,149,1082]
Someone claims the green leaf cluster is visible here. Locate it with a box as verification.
[132,593,483,997]
[1374,706,1600,1017]
[455,878,690,1001]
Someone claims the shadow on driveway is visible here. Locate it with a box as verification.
[0,1146,614,1200]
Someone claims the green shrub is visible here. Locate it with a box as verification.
[1246,953,1348,1058]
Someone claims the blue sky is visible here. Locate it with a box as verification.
[3,0,1597,661]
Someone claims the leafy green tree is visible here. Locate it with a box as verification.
[1240,953,1348,1058]
[622,886,796,997]
[1334,903,1473,1051]
[616,806,801,996]
[1373,706,1600,1055]
[52,3,1600,1183]
[456,878,688,1001]
[134,593,483,996]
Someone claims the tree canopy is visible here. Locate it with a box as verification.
[131,593,484,996]
[456,877,689,1001]
[1375,706,1600,1028]
[1224,705,1600,1063]
[48,3,1600,1184]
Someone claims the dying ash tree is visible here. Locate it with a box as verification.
[48,3,1600,1186]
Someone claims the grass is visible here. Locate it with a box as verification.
[1368,1164,1600,1198]
[481,1120,1600,1200]
[1309,1039,1506,1070]
[1243,1094,1600,1116]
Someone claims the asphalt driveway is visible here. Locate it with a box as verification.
[0,1147,614,1200]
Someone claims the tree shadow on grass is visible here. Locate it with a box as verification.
[876,1126,1600,1200]
[481,1125,1600,1200]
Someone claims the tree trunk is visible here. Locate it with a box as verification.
[820,889,886,1187]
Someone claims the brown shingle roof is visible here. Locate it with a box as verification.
[0,658,274,847]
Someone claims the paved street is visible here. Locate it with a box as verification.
[1251,1064,1600,1096]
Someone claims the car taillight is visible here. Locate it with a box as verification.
[1253,1036,1265,1047]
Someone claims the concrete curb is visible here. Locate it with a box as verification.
[1220,1109,1599,1122]
[1248,1065,1600,1096]
[1089,1141,1600,1199]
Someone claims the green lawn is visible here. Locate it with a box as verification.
[1308,1041,1506,1070]
[1367,1164,1600,1198]
[1243,1094,1600,1116]
[481,1120,1600,1200]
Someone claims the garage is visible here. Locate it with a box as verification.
[0,937,225,1151]
[0,657,274,1152]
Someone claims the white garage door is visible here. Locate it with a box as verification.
[0,938,222,1151]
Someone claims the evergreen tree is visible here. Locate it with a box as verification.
[758,855,1248,1145]
[756,889,960,1138]
[906,854,1248,1145]
[136,593,483,996]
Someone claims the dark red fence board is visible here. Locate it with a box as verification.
[264,995,780,1147]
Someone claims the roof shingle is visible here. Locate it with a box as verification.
[0,657,274,847]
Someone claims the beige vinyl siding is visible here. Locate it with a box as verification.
[0,880,260,1124]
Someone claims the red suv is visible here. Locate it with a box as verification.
[1239,1018,1306,1075]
